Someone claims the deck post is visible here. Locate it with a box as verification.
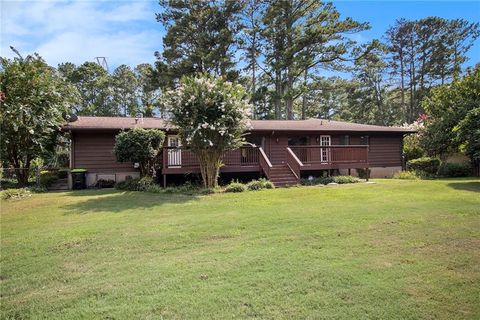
[348,168,351,175]
[366,168,369,181]
[163,174,166,188]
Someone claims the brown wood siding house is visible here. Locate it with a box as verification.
[63,117,414,187]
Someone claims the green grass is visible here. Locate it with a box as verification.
[1,179,479,319]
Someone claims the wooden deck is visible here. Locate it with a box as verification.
[161,145,369,176]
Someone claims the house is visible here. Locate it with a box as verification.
[63,116,415,187]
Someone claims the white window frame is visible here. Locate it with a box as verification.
[320,135,331,163]
[167,135,182,167]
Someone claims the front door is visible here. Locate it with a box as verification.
[167,135,182,167]
[320,135,331,163]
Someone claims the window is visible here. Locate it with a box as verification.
[340,135,350,145]
[360,136,369,145]
[288,136,308,146]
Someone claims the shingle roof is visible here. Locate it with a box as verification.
[248,119,415,132]
[62,116,171,130]
[63,116,415,133]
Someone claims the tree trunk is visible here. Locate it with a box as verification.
[197,150,222,188]
[301,68,308,120]
[399,49,406,123]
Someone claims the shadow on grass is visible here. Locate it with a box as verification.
[61,190,199,214]
[447,181,480,193]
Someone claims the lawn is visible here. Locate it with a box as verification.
[1,179,479,319]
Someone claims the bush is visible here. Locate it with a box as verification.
[115,177,156,191]
[393,171,421,180]
[246,178,275,191]
[225,181,247,193]
[114,128,165,176]
[246,180,264,191]
[96,179,115,188]
[438,163,472,177]
[163,182,198,194]
[333,176,360,184]
[407,157,440,175]
[29,186,48,193]
[1,188,32,200]
[39,171,59,187]
[260,178,275,189]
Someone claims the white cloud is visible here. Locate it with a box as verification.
[1,0,163,69]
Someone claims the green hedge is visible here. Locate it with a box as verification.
[246,178,275,191]
[301,175,359,186]
[407,157,440,175]
[225,182,247,193]
[438,163,472,177]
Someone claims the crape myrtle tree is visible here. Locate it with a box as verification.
[162,74,251,188]
[113,128,165,177]
[0,48,78,186]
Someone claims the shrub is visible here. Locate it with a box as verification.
[333,176,359,184]
[96,179,115,188]
[246,180,264,191]
[1,188,32,200]
[225,181,247,193]
[438,163,472,177]
[39,171,59,187]
[29,186,48,193]
[246,178,275,191]
[300,176,334,186]
[163,182,198,194]
[407,157,440,175]
[259,178,275,189]
[393,171,421,180]
[136,176,155,191]
[114,128,165,176]
[115,178,141,191]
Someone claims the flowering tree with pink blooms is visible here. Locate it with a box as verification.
[162,74,251,188]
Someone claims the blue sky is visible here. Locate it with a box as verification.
[1,0,479,71]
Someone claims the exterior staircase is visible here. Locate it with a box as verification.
[269,164,299,187]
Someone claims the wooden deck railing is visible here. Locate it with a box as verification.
[258,147,272,179]
[163,146,260,169]
[286,147,303,179]
[288,145,369,165]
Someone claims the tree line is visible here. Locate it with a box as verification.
[57,1,479,126]
[153,0,479,125]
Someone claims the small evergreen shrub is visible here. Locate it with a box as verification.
[1,188,32,200]
[246,178,275,191]
[333,176,360,184]
[225,182,247,193]
[246,180,264,191]
[438,163,472,177]
[407,157,440,175]
[259,178,275,189]
[136,176,155,191]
